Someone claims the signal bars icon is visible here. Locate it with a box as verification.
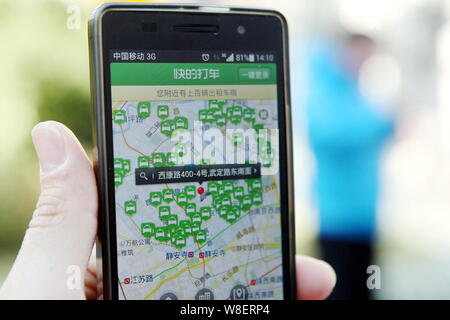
[226,53,234,62]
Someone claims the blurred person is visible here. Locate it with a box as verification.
[0,121,336,300]
[305,34,395,299]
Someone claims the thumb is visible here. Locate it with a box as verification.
[0,121,97,299]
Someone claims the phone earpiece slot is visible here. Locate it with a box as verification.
[173,24,219,34]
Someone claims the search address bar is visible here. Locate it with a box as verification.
[135,163,261,185]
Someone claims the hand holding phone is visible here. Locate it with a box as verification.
[89,3,296,300]
[0,4,337,302]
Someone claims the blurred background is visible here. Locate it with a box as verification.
[1,0,450,299]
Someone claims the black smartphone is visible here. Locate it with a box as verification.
[89,3,295,300]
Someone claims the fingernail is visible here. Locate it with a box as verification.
[32,122,67,173]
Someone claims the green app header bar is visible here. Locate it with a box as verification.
[111,63,276,86]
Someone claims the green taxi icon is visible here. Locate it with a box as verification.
[223,181,234,193]
[234,186,244,199]
[191,222,201,233]
[241,195,252,211]
[159,206,171,220]
[211,110,222,122]
[218,205,229,217]
[174,117,188,130]
[160,119,174,137]
[199,109,208,122]
[208,182,219,195]
[248,179,262,192]
[185,203,196,216]
[185,185,196,199]
[167,215,178,227]
[114,158,123,170]
[232,106,243,117]
[200,207,211,220]
[162,189,174,202]
[243,108,255,122]
[215,116,226,127]
[166,152,178,167]
[124,200,137,215]
[114,158,129,176]
[173,226,185,236]
[231,115,241,125]
[226,210,237,223]
[177,192,188,206]
[184,225,192,235]
[206,110,215,123]
[212,107,223,118]
[114,170,123,187]
[194,230,207,243]
[141,222,155,238]
[137,156,150,168]
[180,220,192,235]
[122,159,131,173]
[221,195,231,206]
[114,167,125,179]
[180,220,191,228]
[138,101,151,118]
[192,213,202,224]
[152,153,166,168]
[150,192,162,206]
[212,196,222,209]
[173,235,186,248]
[252,191,263,206]
[113,109,127,125]
[157,105,169,119]
[155,227,169,242]
[226,107,233,119]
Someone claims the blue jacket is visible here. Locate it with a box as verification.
[305,43,394,243]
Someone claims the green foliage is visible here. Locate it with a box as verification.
[35,79,92,147]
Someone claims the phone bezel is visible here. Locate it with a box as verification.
[89,2,296,300]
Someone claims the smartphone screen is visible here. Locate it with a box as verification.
[92,7,295,300]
